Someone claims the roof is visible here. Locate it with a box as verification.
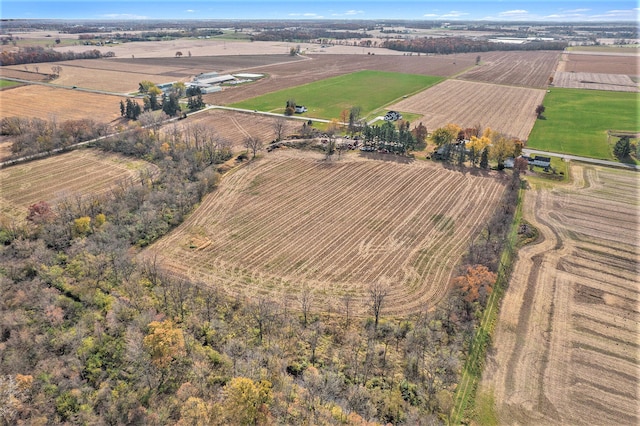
[196,74,236,85]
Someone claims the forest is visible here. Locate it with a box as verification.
[381,36,568,54]
[0,118,520,424]
[0,47,114,66]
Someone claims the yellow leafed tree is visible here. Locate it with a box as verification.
[143,319,186,370]
[222,377,272,425]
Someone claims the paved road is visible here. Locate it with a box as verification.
[523,148,639,171]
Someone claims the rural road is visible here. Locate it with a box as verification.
[523,148,639,170]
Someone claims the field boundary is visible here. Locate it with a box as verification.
[449,186,524,424]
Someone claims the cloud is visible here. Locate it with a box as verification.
[423,10,469,19]
[185,9,195,13]
[332,9,364,17]
[499,9,529,16]
[589,8,638,19]
[100,13,149,19]
[564,8,591,13]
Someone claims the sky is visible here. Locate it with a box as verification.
[1,0,638,22]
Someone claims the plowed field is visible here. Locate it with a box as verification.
[165,109,301,150]
[389,79,545,140]
[480,164,639,425]
[4,55,304,93]
[557,52,639,75]
[0,85,123,122]
[457,51,561,88]
[553,71,638,92]
[143,150,506,316]
[0,149,155,222]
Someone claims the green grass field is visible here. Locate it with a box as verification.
[527,88,639,161]
[230,70,442,120]
[0,79,21,88]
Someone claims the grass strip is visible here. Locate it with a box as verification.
[449,186,524,425]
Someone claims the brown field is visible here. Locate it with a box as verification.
[0,67,51,82]
[389,79,545,140]
[457,51,561,88]
[5,55,304,93]
[204,53,478,105]
[168,109,302,150]
[557,52,639,75]
[552,71,638,92]
[0,85,123,122]
[0,149,154,223]
[53,39,406,59]
[142,150,507,315]
[480,165,639,425]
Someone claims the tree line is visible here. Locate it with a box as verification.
[1,117,109,159]
[381,36,568,55]
[0,47,114,66]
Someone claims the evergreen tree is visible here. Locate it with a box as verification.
[162,93,180,117]
[613,136,631,159]
[480,147,489,169]
[119,100,125,117]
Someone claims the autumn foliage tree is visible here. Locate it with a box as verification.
[143,319,186,370]
[222,377,272,425]
[454,264,497,306]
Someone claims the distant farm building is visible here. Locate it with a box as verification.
[187,72,263,94]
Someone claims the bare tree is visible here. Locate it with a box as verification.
[138,110,168,133]
[341,293,354,329]
[368,279,389,332]
[272,117,286,142]
[298,285,313,327]
[244,135,263,159]
[249,297,275,344]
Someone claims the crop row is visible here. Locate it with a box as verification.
[147,153,506,314]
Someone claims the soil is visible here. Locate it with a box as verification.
[558,52,639,75]
[0,149,155,223]
[479,164,639,425]
[0,85,123,123]
[142,150,507,316]
[389,79,545,140]
[553,71,638,92]
[457,51,562,88]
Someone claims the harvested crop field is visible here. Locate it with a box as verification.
[480,165,639,425]
[389,79,545,140]
[143,150,507,316]
[0,85,123,122]
[0,68,51,82]
[457,51,561,88]
[0,149,154,222]
[164,109,301,149]
[557,52,639,75]
[552,71,638,92]
[6,55,304,93]
[204,53,478,105]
